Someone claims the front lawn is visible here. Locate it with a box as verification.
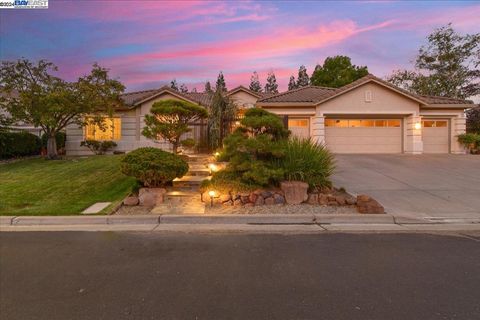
[0,155,137,216]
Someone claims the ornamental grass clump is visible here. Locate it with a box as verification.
[120,147,188,187]
[279,137,335,189]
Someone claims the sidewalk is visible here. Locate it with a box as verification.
[1,214,479,233]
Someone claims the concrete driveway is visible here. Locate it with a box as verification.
[332,154,480,220]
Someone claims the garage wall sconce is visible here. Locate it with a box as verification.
[414,122,422,130]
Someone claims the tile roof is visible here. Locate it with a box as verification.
[120,86,214,107]
[257,74,473,106]
[257,85,335,103]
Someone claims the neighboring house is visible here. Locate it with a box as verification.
[0,89,43,136]
[65,85,270,155]
[65,74,475,155]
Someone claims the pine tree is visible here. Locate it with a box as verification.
[216,71,227,92]
[179,84,188,93]
[264,71,279,93]
[170,79,179,91]
[297,65,310,87]
[204,81,213,93]
[288,75,297,91]
[191,87,197,93]
[249,71,262,92]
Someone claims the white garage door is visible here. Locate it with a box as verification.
[288,118,310,139]
[325,119,402,154]
[422,120,449,153]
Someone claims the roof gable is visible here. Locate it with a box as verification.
[313,74,426,106]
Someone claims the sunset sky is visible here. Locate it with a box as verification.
[1,0,479,92]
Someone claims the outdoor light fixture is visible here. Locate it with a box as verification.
[208,190,217,207]
[214,152,220,157]
[414,122,422,130]
[208,163,218,173]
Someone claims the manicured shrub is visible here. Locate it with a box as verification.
[279,137,335,189]
[457,133,480,154]
[80,140,117,155]
[180,138,196,149]
[0,131,41,159]
[41,132,66,150]
[120,147,188,187]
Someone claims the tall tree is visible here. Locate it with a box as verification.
[264,71,279,93]
[297,65,310,87]
[191,87,197,93]
[170,79,179,91]
[216,71,227,92]
[0,59,124,159]
[179,84,188,93]
[207,87,237,150]
[142,99,208,154]
[249,71,262,92]
[387,24,480,99]
[204,81,213,93]
[310,56,369,88]
[467,107,480,134]
[288,75,297,91]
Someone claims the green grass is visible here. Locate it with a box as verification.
[0,155,137,216]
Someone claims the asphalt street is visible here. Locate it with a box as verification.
[1,231,479,320]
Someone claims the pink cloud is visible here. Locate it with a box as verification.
[104,19,394,68]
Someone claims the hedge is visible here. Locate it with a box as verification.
[0,131,42,159]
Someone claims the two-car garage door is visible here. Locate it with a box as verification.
[324,118,450,154]
[325,119,402,154]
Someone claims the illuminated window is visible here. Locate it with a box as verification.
[325,119,335,127]
[288,119,309,127]
[85,118,121,140]
[375,120,387,127]
[387,120,401,127]
[422,120,447,128]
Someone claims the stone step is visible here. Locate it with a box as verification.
[173,175,211,187]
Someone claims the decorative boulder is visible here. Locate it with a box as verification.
[273,194,285,204]
[123,196,139,206]
[264,197,275,205]
[307,193,318,205]
[139,188,166,207]
[255,196,265,206]
[356,194,385,214]
[318,194,329,205]
[280,181,309,205]
[335,195,346,206]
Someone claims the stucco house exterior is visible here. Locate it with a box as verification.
[65,74,475,155]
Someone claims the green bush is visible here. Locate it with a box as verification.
[180,138,196,149]
[279,137,335,188]
[41,132,66,150]
[120,147,188,187]
[457,133,480,153]
[80,140,117,155]
[0,131,41,159]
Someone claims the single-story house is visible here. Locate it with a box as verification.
[65,74,475,155]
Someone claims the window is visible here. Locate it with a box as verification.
[288,119,309,127]
[326,119,401,128]
[422,120,447,128]
[387,120,401,127]
[365,90,372,102]
[85,118,121,140]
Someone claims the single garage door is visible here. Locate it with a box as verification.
[422,119,449,153]
[288,118,310,139]
[325,119,402,154]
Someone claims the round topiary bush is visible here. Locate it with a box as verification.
[120,147,188,187]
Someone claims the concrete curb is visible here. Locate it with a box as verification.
[1,214,401,226]
[160,214,315,225]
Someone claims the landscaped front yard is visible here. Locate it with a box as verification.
[0,156,136,216]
